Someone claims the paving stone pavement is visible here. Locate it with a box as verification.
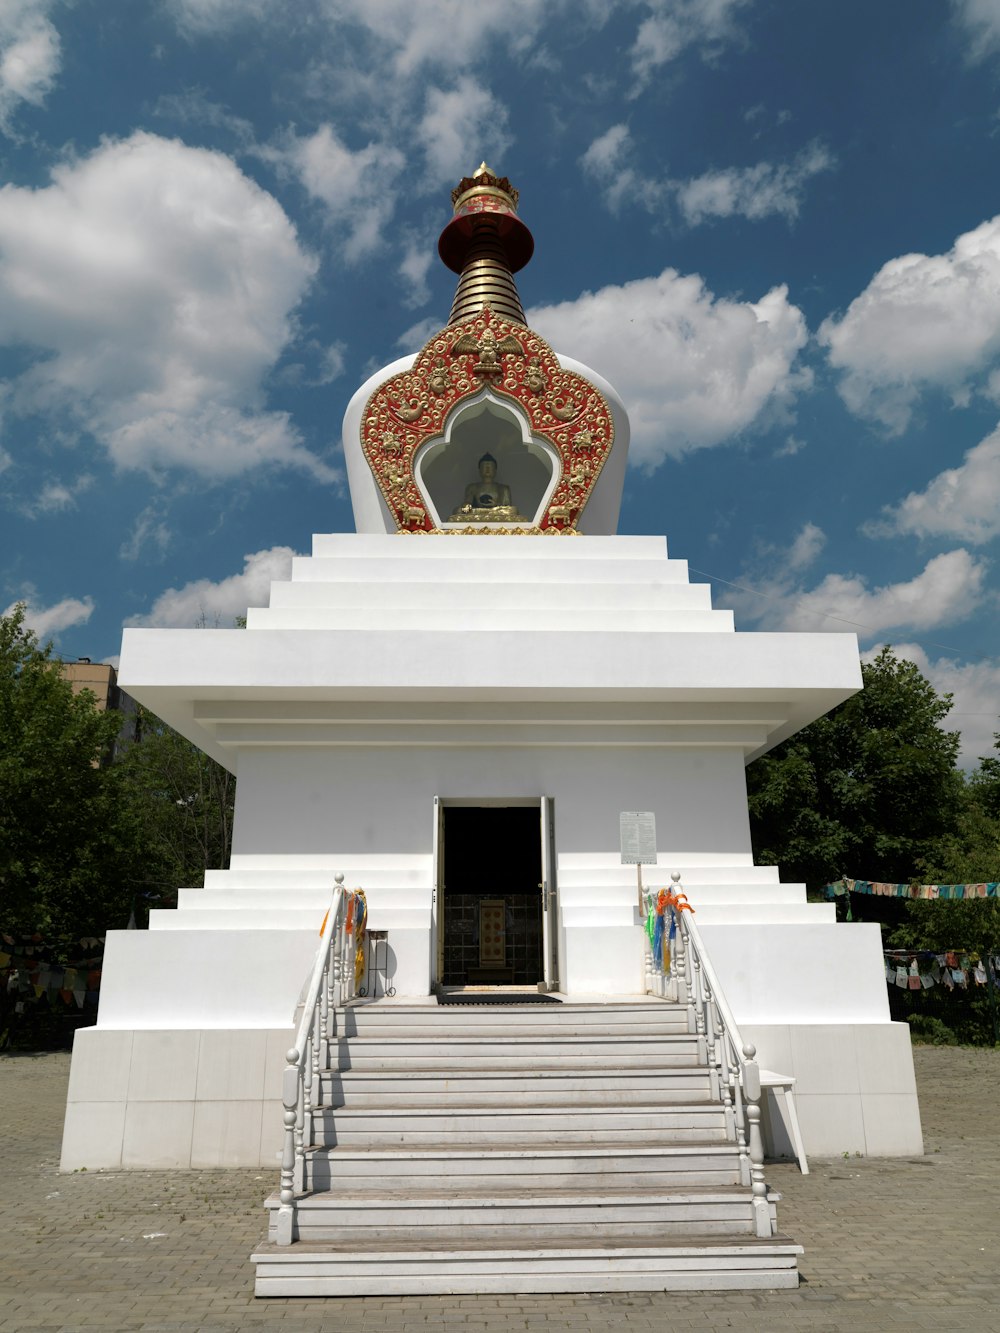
[1,1044,998,1332]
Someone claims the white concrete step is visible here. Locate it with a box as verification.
[558,882,804,905]
[332,1019,690,1040]
[289,556,692,586]
[309,534,673,561]
[268,579,713,612]
[208,862,432,888]
[323,1067,713,1106]
[247,606,733,633]
[335,1036,701,1068]
[303,1142,741,1191]
[264,1184,778,1240]
[556,864,781,886]
[320,1105,729,1145]
[253,1234,801,1296]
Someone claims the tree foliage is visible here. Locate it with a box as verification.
[0,605,235,948]
[117,706,235,912]
[0,605,139,943]
[747,646,964,890]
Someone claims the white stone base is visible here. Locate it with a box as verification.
[745,1021,923,1158]
[60,1025,293,1170]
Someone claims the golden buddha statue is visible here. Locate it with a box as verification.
[448,452,527,522]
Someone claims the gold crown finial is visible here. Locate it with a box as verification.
[450,165,519,212]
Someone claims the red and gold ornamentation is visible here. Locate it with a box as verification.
[360,304,615,533]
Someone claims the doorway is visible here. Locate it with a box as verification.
[440,806,543,986]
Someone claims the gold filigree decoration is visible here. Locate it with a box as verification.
[404,526,581,537]
[360,305,614,534]
[428,358,451,395]
[451,326,525,381]
[524,357,547,394]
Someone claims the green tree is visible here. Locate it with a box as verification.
[116,706,234,913]
[747,646,963,890]
[0,604,140,943]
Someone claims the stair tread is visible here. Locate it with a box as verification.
[324,1102,720,1115]
[304,1140,736,1159]
[266,1183,768,1206]
[254,1232,802,1258]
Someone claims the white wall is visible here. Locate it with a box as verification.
[231,743,754,860]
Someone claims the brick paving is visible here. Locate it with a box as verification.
[0,1044,998,1331]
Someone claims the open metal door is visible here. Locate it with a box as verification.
[431,796,443,989]
[540,796,559,991]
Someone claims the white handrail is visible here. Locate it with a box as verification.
[647,872,774,1239]
[275,874,362,1246]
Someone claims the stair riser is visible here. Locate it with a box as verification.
[320,1108,727,1135]
[324,1077,713,1105]
[335,1023,691,1039]
[331,1089,713,1108]
[257,1271,798,1296]
[338,1054,700,1071]
[306,1165,742,1190]
[336,1039,700,1060]
[275,1210,764,1242]
[325,1127,729,1145]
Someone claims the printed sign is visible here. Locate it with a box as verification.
[620,811,657,865]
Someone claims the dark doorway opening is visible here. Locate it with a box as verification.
[441,806,542,986]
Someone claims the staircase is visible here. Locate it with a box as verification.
[252,1000,801,1295]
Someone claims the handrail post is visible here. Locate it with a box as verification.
[743,1044,773,1237]
[275,1050,300,1246]
[701,975,720,1102]
[692,951,708,1065]
[679,916,697,1034]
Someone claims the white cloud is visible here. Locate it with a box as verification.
[676,141,834,225]
[22,473,95,518]
[728,542,990,638]
[398,236,434,310]
[5,591,94,639]
[127,545,298,628]
[581,125,641,214]
[582,125,832,226]
[319,0,592,77]
[168,0,275,35]
[0,132,331,481]
[951,0,1000,61]
[0,0,60,134]
[397,315,443,351]
[630,0,751,84]
[872,642,1000,769]
[280,125,405,263]
[418,79,512,188]
[119,505,172,562]
[819,214,1000,432]
[167,0,603,72]
[528,270,810,467]
[871,424,1000,543]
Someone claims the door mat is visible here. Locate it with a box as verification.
[436,993,562,1005]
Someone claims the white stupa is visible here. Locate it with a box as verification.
[61,166,920,1171]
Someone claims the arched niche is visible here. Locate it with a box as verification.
[413,391,561,529]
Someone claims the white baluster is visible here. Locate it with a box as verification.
[701,976,720,1101]
[294,1057,306,1193]
[275,1050,300,1246]
[743,1044,772,1236]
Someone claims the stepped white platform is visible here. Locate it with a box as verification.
[252,1000,802,1295]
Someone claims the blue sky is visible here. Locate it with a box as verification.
[2,0,1000,764]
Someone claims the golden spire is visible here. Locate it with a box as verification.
[439,164,533,326]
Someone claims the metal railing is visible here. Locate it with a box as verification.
[646,872,774,1239]
[275,874,361,1246]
